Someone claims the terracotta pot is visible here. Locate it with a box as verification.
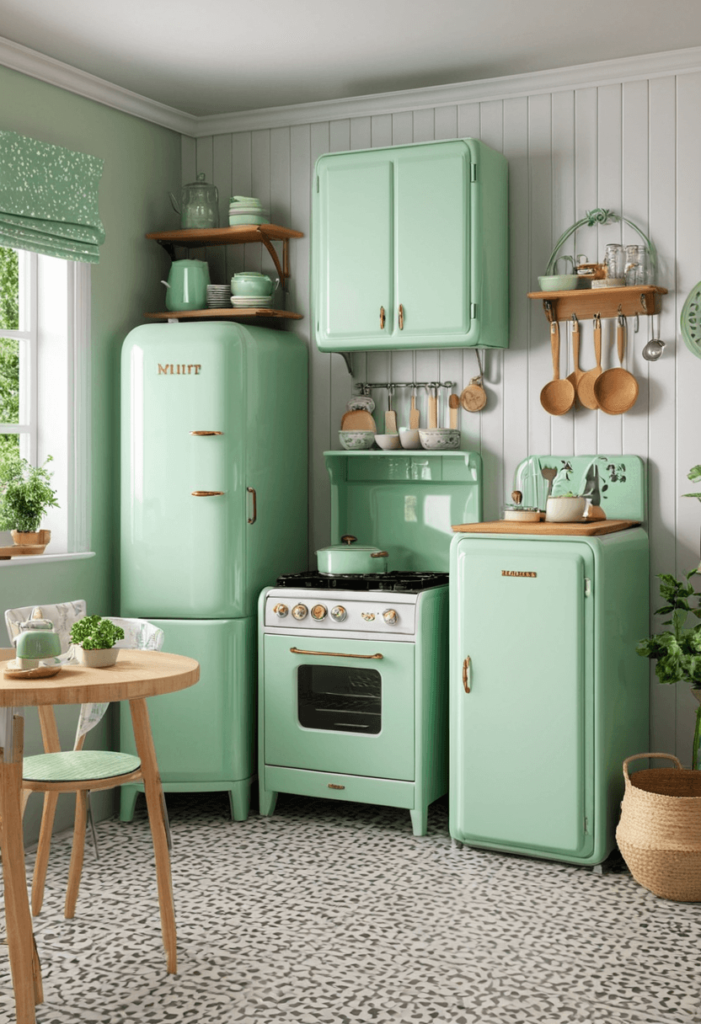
[76,647,120,668]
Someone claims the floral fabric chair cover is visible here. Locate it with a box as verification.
[75,617,164,743]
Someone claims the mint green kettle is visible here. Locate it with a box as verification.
[161,259,210,312]
[15,618,61,669]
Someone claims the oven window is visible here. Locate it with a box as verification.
[297,665,381,734]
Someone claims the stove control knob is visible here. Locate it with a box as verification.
[311,604,328,621]
[330,605,347,622]
[273,603,288,618]
[383,609,399,625]
[291,604,308,621]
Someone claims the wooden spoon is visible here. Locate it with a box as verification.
[567,316,584,402]
[593,314,639,415]
[449,394,459,429]
[540,321,575,416]
[578,313,603,410]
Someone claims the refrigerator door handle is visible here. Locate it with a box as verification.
[190,430,224,436]
[462,656,471,693]
[247,487,257,524]
[192,491,225,496]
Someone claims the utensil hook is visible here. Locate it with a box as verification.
[634,313,639,334]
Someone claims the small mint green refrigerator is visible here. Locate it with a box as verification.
[119,321,308,820]
[449,455,650,866]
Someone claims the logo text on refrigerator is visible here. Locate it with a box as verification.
[158,364,202,375]
[501,571,537,577]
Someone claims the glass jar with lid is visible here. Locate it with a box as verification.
[169,173,219,230]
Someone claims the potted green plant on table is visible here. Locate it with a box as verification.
[70,616,125,668]
[0,451,59,551]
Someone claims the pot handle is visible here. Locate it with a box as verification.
[370,551,389,559]
[622,752,682,783]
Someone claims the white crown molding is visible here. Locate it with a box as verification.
[0,35,197,136]
[1,33,701,139]
[196,45,701,136]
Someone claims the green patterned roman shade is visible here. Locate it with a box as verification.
[0,130,105,263]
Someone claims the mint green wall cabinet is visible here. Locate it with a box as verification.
[119,617,255,821]
[449,529,650,866]
[312,139,508,352]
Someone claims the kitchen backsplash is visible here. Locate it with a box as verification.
[181,67,701,759]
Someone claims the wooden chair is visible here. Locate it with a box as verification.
[4,606,166,922]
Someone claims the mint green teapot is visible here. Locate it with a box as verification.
[161,259,210,311]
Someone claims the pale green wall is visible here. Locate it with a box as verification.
[0,64,183,841]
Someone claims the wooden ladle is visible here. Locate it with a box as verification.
[540,321,575,416]
[566,314,584,401]
[578,312,603,410]
[594,313,639,415]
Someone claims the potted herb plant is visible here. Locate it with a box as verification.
[0,451,59,548]
[70,616,125,668]
[637,572,701,769]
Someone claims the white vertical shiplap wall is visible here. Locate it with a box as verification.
[183,68,701,759]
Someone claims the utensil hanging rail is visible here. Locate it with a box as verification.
[353,381,457,392]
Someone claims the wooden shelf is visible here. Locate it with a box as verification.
[146,224,304,283]
[145,308,303,322]
[527,285,667,322]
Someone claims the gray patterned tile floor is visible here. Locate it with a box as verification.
[2,793,700,1023]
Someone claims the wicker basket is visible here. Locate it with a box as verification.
[616,753,701,902]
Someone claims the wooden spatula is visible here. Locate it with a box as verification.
[409,389,420,429]
[341,409,376,432]
[385,388,397,434]
[427,387,438,429]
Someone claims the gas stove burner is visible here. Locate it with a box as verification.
[275,570,449,593]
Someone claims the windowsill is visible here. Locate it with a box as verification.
[0,551,95,568]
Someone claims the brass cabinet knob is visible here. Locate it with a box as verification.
[311,604,328,621]
[292,604,308,621]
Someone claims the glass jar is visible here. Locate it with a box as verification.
[625,244,651,286]
[604,243,624,280]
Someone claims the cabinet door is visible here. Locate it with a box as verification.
[315,154,393,347]
[451,538,594,859]
[394,142,471,342]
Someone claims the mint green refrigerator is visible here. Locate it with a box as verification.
[449,456,650,866]
[119,321,308,820]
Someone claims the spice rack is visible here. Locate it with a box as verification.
[146,224,304,323]
[528,285,667,323]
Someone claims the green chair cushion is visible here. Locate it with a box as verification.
[23,750,141,783]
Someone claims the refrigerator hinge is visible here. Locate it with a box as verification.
[470,163,477,183]
[584,578,592,597]
[470,303,477,319]
[584,816,589,834]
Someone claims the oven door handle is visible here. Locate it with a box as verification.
[289,647,383,660]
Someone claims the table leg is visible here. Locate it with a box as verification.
[0,710,37,1023]
[129,698,177,974]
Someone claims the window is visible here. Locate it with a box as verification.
[0,246,90,554]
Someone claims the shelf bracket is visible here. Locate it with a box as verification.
[156,239,177,260]
[337,352,354,376]
[257,227,289,289]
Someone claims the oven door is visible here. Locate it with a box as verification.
[263,634,415,781]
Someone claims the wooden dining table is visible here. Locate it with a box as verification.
[0,648,200,1024]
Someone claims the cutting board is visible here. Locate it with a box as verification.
[452,519,641,537]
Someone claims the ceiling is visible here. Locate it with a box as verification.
[2,0,701,117]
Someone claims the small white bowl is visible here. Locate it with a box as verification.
[419,429,460,450]
[545,496,586,522]
[375,433,401,451]
[399,428,421,450]
[339,430,375,451]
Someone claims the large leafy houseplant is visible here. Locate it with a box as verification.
[0,451,59,534]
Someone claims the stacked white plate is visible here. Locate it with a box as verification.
[229,195,270,226]
[230,295,274,308]
[206,284,231,308]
